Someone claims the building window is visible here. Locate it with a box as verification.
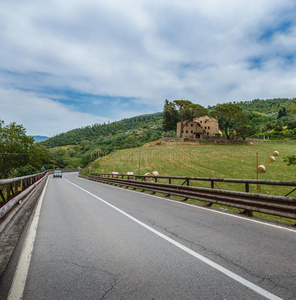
[191,124,193,127]
[186,130,188,133]
[207,132,209,135]
[200,121,202,123]
[191,130,193,133]
[208,126,210,129]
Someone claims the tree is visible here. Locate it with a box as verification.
[162,100,178,133]
[0,122,34,178]
[27,142,50,171]
[287,120,296,130]
[278,107,287,119]
[235,125,255,140]
[210,103,248,140]
[173,100,208,138]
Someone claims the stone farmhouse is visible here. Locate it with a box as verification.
[177,116,220,139]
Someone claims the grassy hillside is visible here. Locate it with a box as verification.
[84,140,296,197]
[40,98,295,170]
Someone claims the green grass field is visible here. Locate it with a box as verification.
[87,140,296,196]
[84,140,296,224]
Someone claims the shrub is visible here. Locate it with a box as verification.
[287,120,296,130]
[283,155,296,166]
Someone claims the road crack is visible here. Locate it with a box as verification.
[150,222,295,297]
[37,259,119,299]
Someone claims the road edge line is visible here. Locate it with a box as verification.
[7,177,49,300]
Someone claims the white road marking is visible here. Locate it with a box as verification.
[67,178,283,300]
[8,177,48,300]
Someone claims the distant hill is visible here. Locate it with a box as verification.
[41,97,296,149]
[210,98,296,139]
[233,98,296,134]
[41,112,163,148]
[233,98,296,114]
[32,135,49,142]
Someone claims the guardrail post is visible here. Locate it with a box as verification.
[14,181,18,194]
[0,188,5,202]
[241,210,253,217]
[181,179,189,186]
[6,183,10,201]
[245,183,249,193]
[211,181,214,189]
[169,178,171,184]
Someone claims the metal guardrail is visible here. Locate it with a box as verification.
[0,172,47,225]
[0,172,47,205]
[0,169,80,232]
[89,173,296,221]
[91,173,296,194]
[0,168,80,209]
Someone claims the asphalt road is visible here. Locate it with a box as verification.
[1,172,296,299]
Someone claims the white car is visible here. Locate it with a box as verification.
[53,170,62,178]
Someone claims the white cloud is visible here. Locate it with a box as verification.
[0,0,296,135]
[0,88,108,136]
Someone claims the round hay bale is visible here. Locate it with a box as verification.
[268,156,275,162]
[273,151,279,156]
[257,165,266,173]
[248,142,253,146]
[127,172,134,179]
[144,171,159,181]
[144,172,153,181]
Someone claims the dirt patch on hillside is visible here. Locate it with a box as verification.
[143,139,203,147]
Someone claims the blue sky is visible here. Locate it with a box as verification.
[0,0,296,136]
